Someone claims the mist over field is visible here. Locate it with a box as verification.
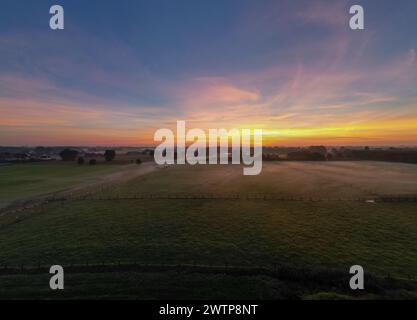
[1,0,417,302]
[1,160,416,299]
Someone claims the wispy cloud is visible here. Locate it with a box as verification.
[0,0,416,145]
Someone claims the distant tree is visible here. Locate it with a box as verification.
[104,149,116,162]
[136,158,142,165]
[59,149,79,161]
[35,146,48,154]
[287,151,326,161]
[89,159,97,165]
[77,157,85,165]
[308,146,327,155]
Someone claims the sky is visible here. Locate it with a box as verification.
[0,0,416,146]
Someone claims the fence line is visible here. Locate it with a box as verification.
[1,261,415,290]
[2,193,416,217]
[44,193,417,203]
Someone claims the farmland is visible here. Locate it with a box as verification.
[0,163,122,208]
[0,161,416,299]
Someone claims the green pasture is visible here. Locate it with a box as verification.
[0,161,416,298]
[0,163,122,207]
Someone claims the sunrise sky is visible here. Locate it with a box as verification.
[0,0,416,146]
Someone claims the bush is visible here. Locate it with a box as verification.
[104,149,116,162]
[136,158,142,165]
[77,157,85,165]
[89,159,97,165]
[59,149,79,161]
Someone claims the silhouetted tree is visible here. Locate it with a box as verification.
[104,150,116,162]
[77,157,85,165]
[59,149,79,161]
[308,146,327,155]
[287,151,326,161]
[136,158,142,165]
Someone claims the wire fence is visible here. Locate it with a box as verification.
[1,261,416,290]
[13,192,417,203]
[1,192,416,217]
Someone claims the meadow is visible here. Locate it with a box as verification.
[0,161,416,299]
[0,162,123,208]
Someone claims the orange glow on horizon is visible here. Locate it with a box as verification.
[1,115,416,147]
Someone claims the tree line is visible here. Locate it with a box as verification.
[59,149,142,165]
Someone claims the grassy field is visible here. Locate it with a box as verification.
[109,161,417,197]
[0,161,416,299]
[2,269,416,300]
[0,162,124,208]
